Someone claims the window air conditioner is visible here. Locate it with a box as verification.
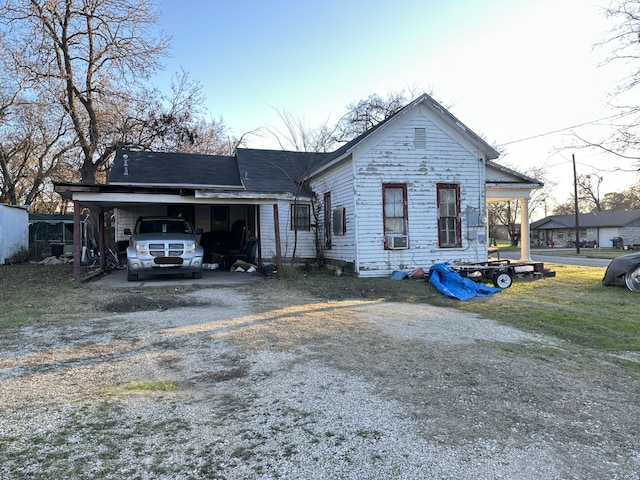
[386,234,409,249]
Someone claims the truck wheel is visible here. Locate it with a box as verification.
[492,270,513,289]
[192,270,202,279]
[127,269,138,282]
[624,267,640,292]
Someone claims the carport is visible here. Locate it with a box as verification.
[53,182,287,281]
[54,149,324,281]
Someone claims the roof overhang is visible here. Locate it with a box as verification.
[54,182,308,210]
[486,182,543,202]
[109,181,245,190]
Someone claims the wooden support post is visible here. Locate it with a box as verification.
[73,200,81,282]
[99,211,105,270]
[255,205,262,266]
[273,204,283,277]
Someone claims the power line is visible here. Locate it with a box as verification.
[498,111,636,147]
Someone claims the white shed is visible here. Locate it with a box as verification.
[0,205,29,264]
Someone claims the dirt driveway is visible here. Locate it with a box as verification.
[0,279,639,479]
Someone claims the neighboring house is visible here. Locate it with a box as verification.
[531,210,640,249]
[0,204,29,264]
[54,94,542,279]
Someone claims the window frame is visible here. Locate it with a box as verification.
[382,183,408,248]
[324,192,332,248]
[332,207,346,236]
[436,183,461,248]
[290,203,311,231]
[210,206,229,231]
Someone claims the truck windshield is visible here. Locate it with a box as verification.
[137,220,193,234]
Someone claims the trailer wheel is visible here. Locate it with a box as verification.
[624,266,640,292]
[493,270,513,289]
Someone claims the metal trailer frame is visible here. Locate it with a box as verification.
[448,259,551,289]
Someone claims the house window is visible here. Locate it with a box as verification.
[333,207,346,235]
[383,183,407,235]
[291,203,311,231]
[414,127,426,149]
[324,192,332,248]
[437,183,461,247]
[210,206,229,230]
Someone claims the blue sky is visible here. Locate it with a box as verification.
[154,0,636,207]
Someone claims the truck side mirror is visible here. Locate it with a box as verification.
[195,228,203,235]
[124,228,132,235]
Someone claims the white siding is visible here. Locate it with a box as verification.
[258,201,316,263]
[0,205,29,264]
[310,159,357,267]
[316,107,488,277]
[114,206,164,241]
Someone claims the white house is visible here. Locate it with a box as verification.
[54,94,542,279]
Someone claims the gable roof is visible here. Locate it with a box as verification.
[309,93,501,176]
[531,210,640,230]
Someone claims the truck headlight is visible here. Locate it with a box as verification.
[134,241,148,255]
[185,242,197,253]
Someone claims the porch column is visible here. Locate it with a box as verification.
[519,198,531,262]
[73,200,81,281]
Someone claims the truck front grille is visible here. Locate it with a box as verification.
[149,242,185,257]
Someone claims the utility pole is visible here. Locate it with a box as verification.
[573,154,580,254]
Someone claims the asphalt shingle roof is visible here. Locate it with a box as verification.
[531,210,640,229]
[108,150,242,188]
[235,148,331,194]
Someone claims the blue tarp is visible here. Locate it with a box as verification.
[429,262,502,301]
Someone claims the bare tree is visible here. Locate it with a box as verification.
[0,0,171,184]
[120,71,231,157]
[577,1,640,167]
[0,101,75,206]
[577,173,604,212]
[267,109,334,267]
[0,63,78,207]
[332,91,411,144]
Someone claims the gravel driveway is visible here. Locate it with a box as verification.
[0,280,639,479]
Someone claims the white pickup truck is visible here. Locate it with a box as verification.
[124,216,204,282]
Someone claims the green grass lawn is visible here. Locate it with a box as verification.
[456,263,640,352]
[278,262,639,354]
[1,261,638,355]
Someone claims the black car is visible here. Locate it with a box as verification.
[602,251,640,292]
